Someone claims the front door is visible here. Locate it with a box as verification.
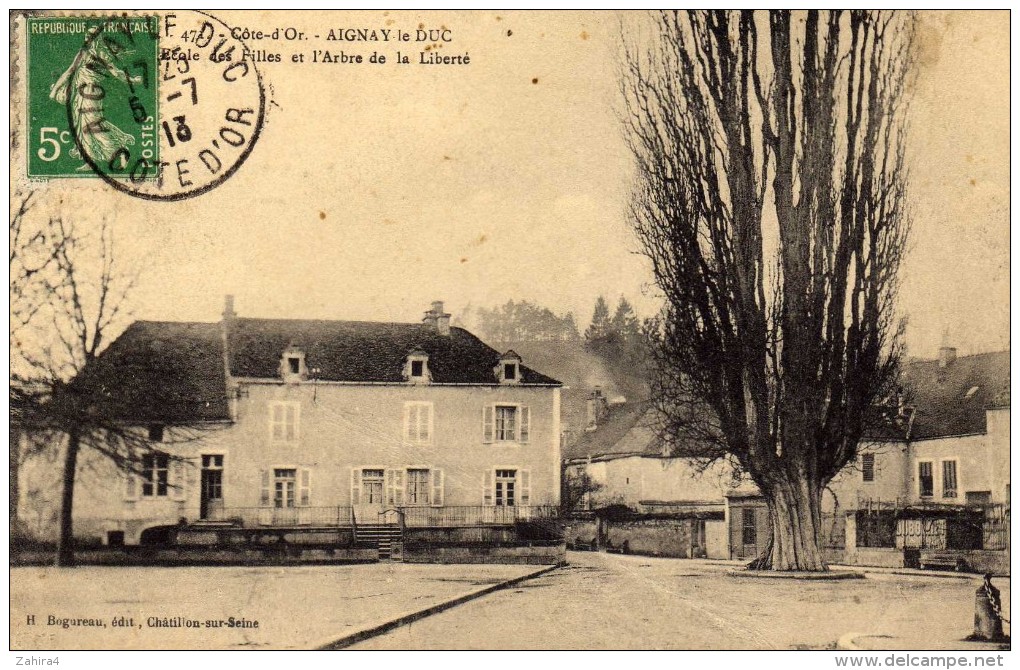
[200,454,224,519]
[354,468,386,523]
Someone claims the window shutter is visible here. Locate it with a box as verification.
[260,469,271,506]
[403,404,412,442]
[171,459,187,501]
[286,405,298,441]
[394,469,405,505]
[431,469,444,507]
[520,469,531,506]
[482,469,494,506]
[387,469,406,506]
[350,468,361,505]
[124,471,138,501]
[483,405,494,443]
[520,406,531,443]
[271,405,283,441]
[299,468,311,505]
[422,405,432,442]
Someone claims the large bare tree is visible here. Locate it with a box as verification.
[622,10,914,570]
[11,203,208,566]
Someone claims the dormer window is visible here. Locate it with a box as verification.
[404,348,431,384]
[496,350,523,385]
[280,345,306,382]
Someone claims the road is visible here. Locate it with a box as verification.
[351,551,1010,650]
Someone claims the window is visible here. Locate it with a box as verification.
[483,468,528,506]
[273,469,297,508]
[148,424,164,442]
[404,350,430,384]
[201,455,224,502]
[495,469,517,507]
[495,351,522,384]
[942,460,958,499]
[495,406,517,441]
[483,405,531,443]
[362,469,384,504]
[742,507,757,546]
[142,453,169,497]
[918,461,934,497]
[503,363,517,380]
[270,402,299,443]
[404,402,433,443]
[862,453,875,482]
[280,347,306,380]
[287,356,301,375]
[406,469,431,506]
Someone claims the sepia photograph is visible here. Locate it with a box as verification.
[7,6,1012,660]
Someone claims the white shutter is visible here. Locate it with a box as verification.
[482,469,494,506]
[422,405,432,442]
[124,471,138,501]
[394,469,405,505]
[431,469,444,507]
[286,405,298,441]
[271,405,283,441]
[171,459,187,501]
[403,404,412,442]
[350,468,361,505]
[386,469,406,506]
[299,468,311,506]
[260,469,271,506]
[483,405,494,443]
[519,469,531,506]
[520,406,531,443]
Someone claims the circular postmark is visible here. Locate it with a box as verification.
[66,11,266,200]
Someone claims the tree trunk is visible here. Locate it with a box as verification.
[10,427,21,538]
[760,475,827,571]
[55,428,80,567]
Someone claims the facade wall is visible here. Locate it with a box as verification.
[826,440,910,510]
[986,408,1010,503]
[907,434,991,505]
[18,382,560,544]
[579,456,734,508]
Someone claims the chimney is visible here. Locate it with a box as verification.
[585,387,608,432]
[223,294,236,321]
[938,345,957,369]
[423,300,451,336]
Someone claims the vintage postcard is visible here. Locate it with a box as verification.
[7,8,1011,658]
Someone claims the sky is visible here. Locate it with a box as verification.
[15,10,1010,361]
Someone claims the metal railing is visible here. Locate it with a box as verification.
[397,505,559,527]
[206,506,354,527]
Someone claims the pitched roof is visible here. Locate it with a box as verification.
[77,321,231,423]
[227,318,560,385]
[900,350,1010,440]
[562,401,657,461]
[566,350,1011,459]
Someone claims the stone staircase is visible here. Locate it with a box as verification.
[356,523,403,560]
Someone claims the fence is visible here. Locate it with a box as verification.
[853,500,1009,551]
[207,506,354,527]
[398,505,560,528]
[203,505,560,529]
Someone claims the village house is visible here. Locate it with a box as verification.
[564,346,1010,572]
[18,298,564,561]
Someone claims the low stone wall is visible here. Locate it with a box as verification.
[11,546,378,566]
[947,550,1009,576]
[402,543,566,565]
[176,527,355,547]
[606,519,695,558]
[843,547,905,569]
[563,520,598,548]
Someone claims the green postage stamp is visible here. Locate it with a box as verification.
[26,16,160,178]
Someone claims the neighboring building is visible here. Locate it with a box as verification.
[562,400,731,559]
[566,347,1010,570]
[19,298,563,550]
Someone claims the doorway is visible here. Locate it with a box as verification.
[200,454,224,519]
